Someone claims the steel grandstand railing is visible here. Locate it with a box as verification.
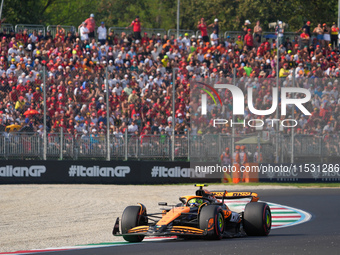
[5,22,315,47]
[0,23,14,32]
[46,25,76,38]
[15,24,46,36]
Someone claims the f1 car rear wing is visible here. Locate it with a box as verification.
[194,185,259,202]
[211,191,259,202]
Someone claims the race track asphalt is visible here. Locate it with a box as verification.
[38,189,340,255]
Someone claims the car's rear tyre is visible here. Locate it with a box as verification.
[199,205,224,239]
[121,206,146,242]
[243,202,271,236]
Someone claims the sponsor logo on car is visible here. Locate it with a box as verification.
[230,212,240,223]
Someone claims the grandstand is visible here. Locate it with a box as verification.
[0,18,339,163]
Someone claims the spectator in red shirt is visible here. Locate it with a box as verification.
[141,32,149,45]
[244,29,254,50]
[55,25,66,42]
[300,28,310,47]
[85,14,96,40]
[127,16,142,40]
[33,87,42,102]
[197,18,209,43]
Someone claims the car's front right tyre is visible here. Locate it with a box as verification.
[243,202,271,236]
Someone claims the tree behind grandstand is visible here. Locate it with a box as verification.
[2,0,338,31]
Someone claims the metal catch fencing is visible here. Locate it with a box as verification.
[0,132,339,161]
[110,135,125,159]
[3,133,42,159]
[76,133,107,159]
[46,132,75,159]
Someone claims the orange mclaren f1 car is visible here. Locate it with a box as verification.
[112,184,271,242]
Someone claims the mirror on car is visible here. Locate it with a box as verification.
[158,202,167,206]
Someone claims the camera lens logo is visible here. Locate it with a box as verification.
[197,82,223,115]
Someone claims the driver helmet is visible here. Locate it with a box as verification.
[188,198,204,207]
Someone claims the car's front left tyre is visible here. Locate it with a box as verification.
[199,205,224,239]
[121,205,146,242]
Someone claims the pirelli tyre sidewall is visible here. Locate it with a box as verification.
[121,205,146,242]
[243,202,271,236]
[199,205,224,240]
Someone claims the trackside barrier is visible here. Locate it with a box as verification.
[0,160,338,184]
[15,24,46,36]
[167,29,195,37]
[0,136,5,157]
[127,134,139,158]
[76,134,106,159]
[111,135,125,159]
[47,25,76,38]
[139,134,170,159]
[62,133,74,159]
[46,133,61,158]
[0,160,222,184]
[0,133,340,161]
[4,133,41,159]
[0,23,14,33]
[174,136,188,159]
[287,135,322,157]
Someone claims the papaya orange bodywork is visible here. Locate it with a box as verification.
[128,226,149,233]
[223,210,231,219]
[207,218,214,231]
[116,185,267,240]
[156,207,190,226]
[170,226,204,235]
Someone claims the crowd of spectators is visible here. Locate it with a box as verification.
[0,14,340,144]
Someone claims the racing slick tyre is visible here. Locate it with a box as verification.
[243,202,271,236]
[121,206,147,242]
[199,205,225,240]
